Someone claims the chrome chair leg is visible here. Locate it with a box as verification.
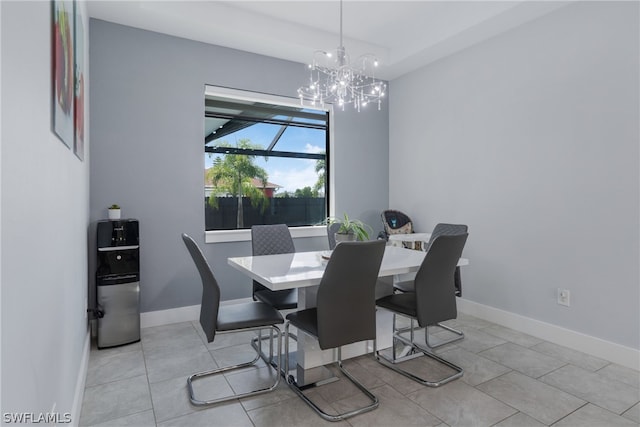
[376,314,463,387]
[252,329,297,368]
[424,323,464,348]
[187,325,282,406]
[391,313,416,361]
[393,314,464,350]
[284,323,379,422]
[376,344,463,387]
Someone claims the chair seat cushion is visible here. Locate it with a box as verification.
[393,280,415,293]
[376,293,417,318]
[285,308,319,339]
[217,302,284,332]
[255,288,298,310]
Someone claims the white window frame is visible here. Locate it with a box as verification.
[204,85,335,243]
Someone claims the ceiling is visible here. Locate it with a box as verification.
[88,1,570,81]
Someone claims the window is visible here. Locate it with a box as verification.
[204,87,330,238]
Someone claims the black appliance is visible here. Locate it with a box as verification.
[95,219,140,348]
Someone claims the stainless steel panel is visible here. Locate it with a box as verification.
[97,281,140,348]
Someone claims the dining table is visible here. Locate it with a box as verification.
[228,244,469,384]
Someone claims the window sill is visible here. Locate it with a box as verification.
[205,225,327,243]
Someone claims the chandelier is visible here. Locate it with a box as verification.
[297,0,386,111]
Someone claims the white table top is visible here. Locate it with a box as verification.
[228,245,468,291]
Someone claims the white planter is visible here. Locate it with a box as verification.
[334,232,356,244]
[108,208,121,220]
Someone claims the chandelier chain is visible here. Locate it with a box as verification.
[339,0,343,50]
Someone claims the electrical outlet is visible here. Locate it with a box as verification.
[557,288,570,307]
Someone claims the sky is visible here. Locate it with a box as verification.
[205,122,325,194]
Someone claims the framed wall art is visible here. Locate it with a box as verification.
[52,0,75,149]
[74,0,86,160]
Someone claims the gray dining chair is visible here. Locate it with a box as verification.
[376,233,468,387]
[284,240,386,421]
[251,224,298,309]
[394,223,468,348]
[181,234,284,406]
[251,224,298,364]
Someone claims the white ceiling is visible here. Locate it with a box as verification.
[88,1,570,80]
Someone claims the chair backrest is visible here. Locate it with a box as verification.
[181,233,220,343]
[316,240,386,350]
[251,224,295,295]
[381,210,413,237]
[327,222,342,250]
[426,223,468,249]
[427,223,468,296]
[251,224,295,255]
[414,233,468,327]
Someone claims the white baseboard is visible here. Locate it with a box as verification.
[70,330,91,427]
[140,304,200,328]
[457,298,640,371]
[140,298,253,329]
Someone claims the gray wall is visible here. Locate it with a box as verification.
[89,20,389,312]
[389,1,639,349]
[1,0,90,416]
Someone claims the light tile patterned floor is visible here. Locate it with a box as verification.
[79,313,640,426]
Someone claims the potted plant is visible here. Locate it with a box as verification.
[328,213,372,243]
[108,204,121,220]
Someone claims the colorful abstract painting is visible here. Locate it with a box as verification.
[53,0,75,148]
[74,1,86,160]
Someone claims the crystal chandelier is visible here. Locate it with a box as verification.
[297,0,386,111]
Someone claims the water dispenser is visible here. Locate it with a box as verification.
[94,219,140,348]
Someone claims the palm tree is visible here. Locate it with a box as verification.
[313,157,326,195]
[207,139,269,228]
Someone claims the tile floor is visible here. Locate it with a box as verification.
[79,313,640,426]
